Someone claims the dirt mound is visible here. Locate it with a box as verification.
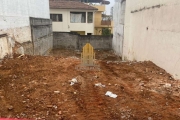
[0,51,179,120]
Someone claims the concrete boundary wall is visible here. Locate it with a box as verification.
[53,32,112,50]
[30,17,53,55]
[122,0,180,79]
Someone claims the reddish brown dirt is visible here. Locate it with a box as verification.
[0,50,180,120]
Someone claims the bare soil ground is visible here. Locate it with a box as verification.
[0,49,180,120]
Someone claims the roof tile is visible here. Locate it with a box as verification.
[49,1,98,10]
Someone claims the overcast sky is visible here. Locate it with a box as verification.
[105,0,115,15]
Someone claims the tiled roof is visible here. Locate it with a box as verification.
[49,1,98,10]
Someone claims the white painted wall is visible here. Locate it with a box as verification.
[122,0,180,79]
[50,9,95,35]
[0,0,50,43]
[0,0,50,59]
[113,0,126,56]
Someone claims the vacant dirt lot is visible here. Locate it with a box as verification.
[0,49,180,120]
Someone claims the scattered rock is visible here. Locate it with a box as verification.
[58,111,62,115]
[139,83,144,86]
[163,83,171,88]
[53,105,58,109]
[105,91,118,98]
[7,105,14,110]
[95,83,105,87]
[42,77,47,80]
[94,76,99,79]
[70,78,78,86]
[54,91,60,94]
[121,115,126,119]
[108,83,111,86]
[47,105,53,108]
[148,117,152,120]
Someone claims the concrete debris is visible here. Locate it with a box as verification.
[148,117,152,120]
[95,83,105,87]
[58,111,62,115]
[163,83,171,88]
[7,105,14,110]
[53,105,58,109]
[139,82,144,86]
[94,76,99,79]
[47,105,53,108]
[54,91,60,94]
[17,54,24,58]
[70,78,78,86]
[16,46,24,55]
[105,91,118,98]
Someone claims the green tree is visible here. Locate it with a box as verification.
[102,28,111,35]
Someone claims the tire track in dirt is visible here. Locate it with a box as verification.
[71,75,109,120]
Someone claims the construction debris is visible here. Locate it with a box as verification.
[163,83,171,88]
[54,91,60,94]
[70,78,78,86]
[95,83,105,87]
[105,91,118,98]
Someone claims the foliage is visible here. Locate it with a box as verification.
[102,28,111,35]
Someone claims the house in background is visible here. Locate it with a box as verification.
[49,0,97,35]
[89,2,113,35]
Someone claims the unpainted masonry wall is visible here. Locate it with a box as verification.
[30,18,53,55]
[53,32,112,50]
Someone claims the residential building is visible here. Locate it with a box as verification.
[93,4,113,35]
[0,0,52,59]
[113,0,180,79]
[49,0,97,35]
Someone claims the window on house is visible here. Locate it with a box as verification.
[50,14,63,22]
[87,12,93,23]
[70,12,86,23]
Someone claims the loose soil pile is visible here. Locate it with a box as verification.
[0,50,180,120]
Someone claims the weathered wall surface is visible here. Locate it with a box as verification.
[0,0,50,43]
[0,0,51,57]
[30,18,53,55]
[78,35,112,50]
[113,0,126,56]
[53,32,112,50]
[123,0,180,79]
[53,32,79,49]
[0,34,13,59]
